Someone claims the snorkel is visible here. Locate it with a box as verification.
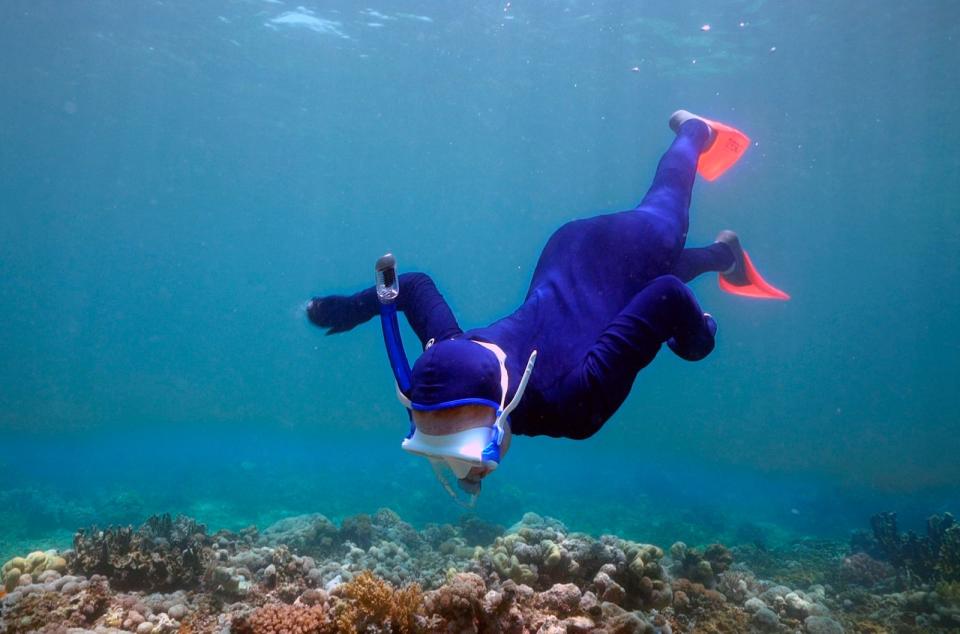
[375,254,413,395]
[375,254,537,507]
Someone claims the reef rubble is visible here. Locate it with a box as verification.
[1,510,958,633]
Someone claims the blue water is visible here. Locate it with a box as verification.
[1,1,959,560]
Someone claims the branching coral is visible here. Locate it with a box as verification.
[333,570,423,634]
[243,603,330,634]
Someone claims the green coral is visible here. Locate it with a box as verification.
[936,524,960,582]
[935,580,960,605]
[869,511,960,584]
[670,543,733,586]
[624,541,664,582]
[2,550,67,592]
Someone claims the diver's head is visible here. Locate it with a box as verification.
[400,339,516,503]
[374,255,536,506]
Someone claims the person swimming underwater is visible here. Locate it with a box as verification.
[306,110,788,505]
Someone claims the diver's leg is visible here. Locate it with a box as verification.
[671,243,735,283]
[633,119,712,247]
[526,119,712,290]
[548,275,716,440]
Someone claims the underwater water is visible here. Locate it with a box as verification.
[1,0,959,575]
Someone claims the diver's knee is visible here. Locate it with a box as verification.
[645,275,692,304]
[639,275,699,341]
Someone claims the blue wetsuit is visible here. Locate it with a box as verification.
[309,121,732,440]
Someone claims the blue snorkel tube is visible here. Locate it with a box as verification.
[375,253,413,398]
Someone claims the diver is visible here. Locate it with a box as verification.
[306,111,788,505]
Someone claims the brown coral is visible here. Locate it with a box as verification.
[839,552,895,588]
[0,577,110,633]
[704,544,733,575]
[243,602,331,634]
[671,578,726,612]
[423,572,487,632]
[333,570,423,634]
[71,514,213,592]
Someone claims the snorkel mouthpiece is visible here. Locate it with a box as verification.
[458,476,482,495]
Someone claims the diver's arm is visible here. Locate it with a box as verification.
[546,276,715,439]
[306,289,379,334]
[307,272,461,346]
[395,272,463,345]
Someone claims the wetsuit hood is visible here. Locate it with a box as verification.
[408,338,503,411]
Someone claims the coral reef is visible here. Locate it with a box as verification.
[331,570,422,633]
[5,507,960,633]
[668,542,732,587]
[0,574,111,633]
[2,550,67,592]
[837,552,895,589]
[861,511,960,585]
[71,514,214,592]
[473,512,670,610]
[260,513,338,554]
[458,515,505,547]
[238,603,330,633]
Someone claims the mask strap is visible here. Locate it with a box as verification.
[395,382,412,408]
[501,350,537,418]
[429,459,477,509]
[471,341,510,410]
[396,383,415,439]
[493,350,537,442]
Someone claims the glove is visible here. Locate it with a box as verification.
[306,294,374,335]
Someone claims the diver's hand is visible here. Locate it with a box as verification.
[306,294,372,335]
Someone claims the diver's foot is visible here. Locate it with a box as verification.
[715,230,791,300]
[715,230,748,286]
[669,109,717,145]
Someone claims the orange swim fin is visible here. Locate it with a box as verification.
[719,249,790,300]
[698,118,750,181]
